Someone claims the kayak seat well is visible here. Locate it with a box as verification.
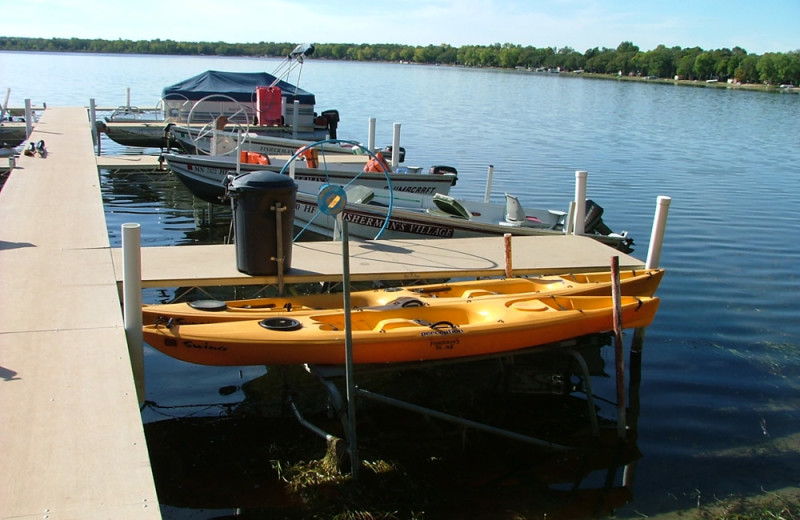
[507,299,551,311]
[375,318,431,331]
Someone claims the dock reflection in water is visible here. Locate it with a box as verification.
[143,331,649,519]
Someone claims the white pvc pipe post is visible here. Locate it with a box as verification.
[391,123,401,171]
[126,87,131,109]
[89,98,99,153]
[573,170,587,235]
[565,201,576,235]
[645,196,671,269]
[1,88,10,120]
[24,99,32,139]
[292,100,299,140]
[122,223,145,404]
[484,165,495,203]
[367,117,376,152]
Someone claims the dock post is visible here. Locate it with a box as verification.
[391,123,401,171]
[484,165,494,203]
[645,195,671,269]
[367,117,376,152]
[125,87,131,110]
[573,170,587,235]
[24,99,33,139]
[89,98,100,154]
[122,223,145,404]
[504,233,512,277]
[1,88,9,120]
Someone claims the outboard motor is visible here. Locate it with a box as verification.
[583,199,605,234]
[429,165,459,186]
[379,145,405,163]
[320,109,340,139]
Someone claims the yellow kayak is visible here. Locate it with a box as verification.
[142,268,664,325]
[142,294,660,366]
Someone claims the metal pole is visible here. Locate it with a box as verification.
[357,389,573,451]
[292,100,299,140]
[341,219,359,478]
[573,170,587,235]
[610,256,626,439]
[271,202,286,295]
[645,195,671,269]
[122,223,145,404]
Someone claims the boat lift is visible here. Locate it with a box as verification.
[282,185,624,478]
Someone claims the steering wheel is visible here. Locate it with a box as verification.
[278,139,395,241]
[158,94,190,122]
[186,94,252,155]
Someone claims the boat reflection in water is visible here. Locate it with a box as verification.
[143,330,650,519]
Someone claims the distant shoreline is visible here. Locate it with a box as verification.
[548,70,800,94]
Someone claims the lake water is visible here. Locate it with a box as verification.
[2,51,800,519]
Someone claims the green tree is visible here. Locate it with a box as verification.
[757,53,778,84]
[734,55,759,83]
[693,52,715,79]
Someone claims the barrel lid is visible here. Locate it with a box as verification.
[229,170,297,191]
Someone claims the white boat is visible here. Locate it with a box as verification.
[97,44,339,149]
[167,123,348,156]
[163,150,458,204]
[293,186,634,252]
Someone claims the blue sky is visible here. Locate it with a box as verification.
[6,0,798,55]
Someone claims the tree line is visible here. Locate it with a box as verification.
[2,36,798,86]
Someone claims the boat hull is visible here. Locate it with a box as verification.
[169,125,333,155]
[142,295,660,366]
[164,153,457,204]
[142,269,664,325]
[294,191,633,251]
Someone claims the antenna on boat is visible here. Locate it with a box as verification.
[269,43,315,91]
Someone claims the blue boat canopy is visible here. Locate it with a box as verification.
[161,70,316,105]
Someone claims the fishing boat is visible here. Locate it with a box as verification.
[167,123,349,156]
[142,294,660,366]
[295,186,634,251]
[163,151,458,204]
[98,44,340,149]
[142,269,664,325]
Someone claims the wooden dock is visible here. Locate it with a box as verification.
[2,107,646,519]
[111,235,644,288]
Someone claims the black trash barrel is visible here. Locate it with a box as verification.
[228,171,297,275]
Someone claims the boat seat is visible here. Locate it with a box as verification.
[432,193,471,219]
[504,193,527,226]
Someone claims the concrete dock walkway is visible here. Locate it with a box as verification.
[0,107,161,520]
